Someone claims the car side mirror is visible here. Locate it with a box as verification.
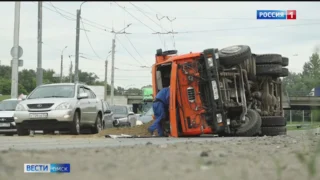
[128,112,134,116]
[78,92,88,99]
[104,110,111,114]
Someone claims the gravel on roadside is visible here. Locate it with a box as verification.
[0,131,319,180]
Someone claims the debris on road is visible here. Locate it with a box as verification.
[99,121,157,138]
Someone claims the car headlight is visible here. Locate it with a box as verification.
[15,104,26,111]
[55,102,72,110]
[136,120,143,126]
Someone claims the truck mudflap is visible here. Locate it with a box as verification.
[202,48,226,134]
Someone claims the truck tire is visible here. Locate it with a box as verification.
[261,126,287,136]
[255,54,282,64]
[282,57,289,66]
[218,45,251,66]
[261,116,286,127]
[234,109,262,136]
[256,64,282,76]
[280,68,289,77]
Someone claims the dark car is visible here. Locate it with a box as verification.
[101,100,114,129]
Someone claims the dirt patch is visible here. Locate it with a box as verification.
[98,121,156,137]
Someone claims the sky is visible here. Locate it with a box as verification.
[0,1,319,89]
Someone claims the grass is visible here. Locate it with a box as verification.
[0,95,11,101]
[287,122,320,131]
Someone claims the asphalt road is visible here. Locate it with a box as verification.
[0,129,319,180]
[0,129,318,150]
[0,135,246,150]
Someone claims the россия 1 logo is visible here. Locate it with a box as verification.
[257,10,296,20]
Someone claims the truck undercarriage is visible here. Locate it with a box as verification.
[153,45,289,137]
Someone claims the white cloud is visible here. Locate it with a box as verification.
[0,1,319,88]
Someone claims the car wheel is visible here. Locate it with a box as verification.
[17,125,29,136]
[43,130,55,135]
[91,114,102,134]
[70,112,81,135]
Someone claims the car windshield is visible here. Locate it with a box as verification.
[110,106,127,115]
[28,85,75,99]
[143,107,154,116]
[0,100,20,111]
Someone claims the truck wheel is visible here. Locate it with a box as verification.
[281,57,289,66]
[234,109,262,136]
[280,68,289,77]
[91,114,102,134]
[261,126,287,136]
[17,125,29,136]
[218,45,251,66]
[70,112,81,135]
[255,54,282,64]
[256,64,282,76]
[261,116,286,127]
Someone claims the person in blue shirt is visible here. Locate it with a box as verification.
[148,87,170,136]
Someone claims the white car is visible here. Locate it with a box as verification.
[0,98,22,135]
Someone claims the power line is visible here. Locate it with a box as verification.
[133,2,167,49]
[167,16,177,49]
[124,34,149,65]
[38,2,112,33]
[80,18,102,60]
[48,2,75,21]
[176,22,320,34]
[129,2,168,32]
[114,2,160,33]
[43,2,112,30]
[115,36,143,66]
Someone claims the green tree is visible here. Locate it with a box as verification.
[18,69,36,93]
[283,49,320,122]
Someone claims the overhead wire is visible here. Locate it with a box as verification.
[176,22,320,34]
[124,34,149,65]
[39,2,112,33]
[115,36,144,66]
[80,18,103,60]
[167,16,177,49]
[44,2,112,30]
[48,2,76,21]
[113,2,160,33]
[130,2,167,50]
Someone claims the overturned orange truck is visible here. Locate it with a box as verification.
[151,45,289,137]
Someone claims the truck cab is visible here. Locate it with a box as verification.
[152,45,288,137]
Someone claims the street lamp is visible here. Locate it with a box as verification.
[60,46,68,83]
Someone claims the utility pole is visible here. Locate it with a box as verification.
[36,1,43,87]
[104,60,108,101]
[11,2,21,99]
[74,9,80,83]
[60,46,67,83]
[69,60,73,83]
[110,38,115,105]
[110,24,132,105]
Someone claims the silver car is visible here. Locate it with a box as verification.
[110,105,137,127]
[14,83,103,136]
[0,98,22,135]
